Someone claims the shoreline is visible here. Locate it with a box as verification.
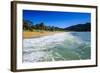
[23,31,64,39]
[23,31,90,39]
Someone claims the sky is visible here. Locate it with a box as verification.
[23,10,91,28]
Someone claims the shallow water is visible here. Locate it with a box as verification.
[23,32,91,63]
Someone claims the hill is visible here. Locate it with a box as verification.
[64,23,91,31]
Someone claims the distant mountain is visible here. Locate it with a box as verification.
[64,23,91,31]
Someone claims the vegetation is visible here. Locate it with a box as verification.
[23,20,91,32]
[64,23,91,31]
[23,20,64,32]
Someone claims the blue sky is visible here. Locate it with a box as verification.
[23,10,91,28]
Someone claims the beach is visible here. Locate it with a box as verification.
[23,32,91,62]
[23,31,63,38]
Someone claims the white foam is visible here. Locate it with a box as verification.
[23,32,90,63]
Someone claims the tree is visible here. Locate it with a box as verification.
[23,20,33,31]
[39,22,45,30]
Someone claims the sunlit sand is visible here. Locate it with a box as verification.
[23,31,64,38]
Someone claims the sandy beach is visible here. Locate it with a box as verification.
[23,31,63,38]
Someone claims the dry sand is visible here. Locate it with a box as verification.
[23,31,63,38]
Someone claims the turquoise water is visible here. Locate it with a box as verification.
[23,32,91,63]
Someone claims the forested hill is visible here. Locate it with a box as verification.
[64,23,91,31]
[23,20,91,32]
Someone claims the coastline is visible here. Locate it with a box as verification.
[23,31,90,39]
[23,31,64,39]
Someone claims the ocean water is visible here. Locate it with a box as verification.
[22,32,91,63]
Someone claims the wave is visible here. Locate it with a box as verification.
[23,32,91,63]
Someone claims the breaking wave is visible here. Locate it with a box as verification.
[23,32,91,63]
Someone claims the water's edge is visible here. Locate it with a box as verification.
[23,32,91,63]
